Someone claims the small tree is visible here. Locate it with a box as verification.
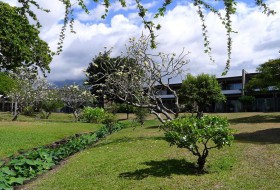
[134,107,149,126]
[162,115,234,171]
[40,89,64,119]
[179,73,225,118]
[59,85,95,121]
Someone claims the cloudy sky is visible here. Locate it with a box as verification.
[4,0,280,83]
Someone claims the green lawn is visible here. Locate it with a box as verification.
[0,112,101,158]
[20,112,280,190]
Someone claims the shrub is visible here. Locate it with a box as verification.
[162,115,234,171]
[22,106,34,116]
[102,113,117,134]
[81,107,106,123]
[134,107,149,125]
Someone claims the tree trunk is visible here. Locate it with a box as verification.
[12,110,19,121]
[73,110,79,122]
[126,103,129,120]
[46,111,51,119]
[196,111,203,119]
[197,156,206,171]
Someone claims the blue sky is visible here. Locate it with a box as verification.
[4,0,280,82]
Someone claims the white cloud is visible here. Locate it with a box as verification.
[2,0,280,82]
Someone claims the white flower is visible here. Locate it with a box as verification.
[144,61,149,67]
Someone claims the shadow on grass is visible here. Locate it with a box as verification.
[234,128,280,144]
[94,136,165,148]
[119,159,201,180]
[146,125,161,129]
[229,114,280,124]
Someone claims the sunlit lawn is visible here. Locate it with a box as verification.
[18,112,280,190]
[0,112,101,158]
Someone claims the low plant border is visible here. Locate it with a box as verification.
[0,122,125,189]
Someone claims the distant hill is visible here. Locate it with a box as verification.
[51,79,85,87]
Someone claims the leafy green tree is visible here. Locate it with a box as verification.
[0,2,52,73]
[179,73,225,118]
[247,58,280,91]
[162,115,234,171]
[0,72,16,95]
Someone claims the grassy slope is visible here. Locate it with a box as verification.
[25,113,280,190]
[0,113,101,158]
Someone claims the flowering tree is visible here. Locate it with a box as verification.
[33,78,63,119]
[59,85,95,121]
[8,68,37,121]
[87,35,189,123]
[84,55,132,108]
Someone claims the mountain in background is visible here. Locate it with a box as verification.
[51,79,85,87]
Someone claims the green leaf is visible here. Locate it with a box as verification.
[1,167,16,177]
[8,177,26,185]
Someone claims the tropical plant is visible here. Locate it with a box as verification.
[162,115,234,171]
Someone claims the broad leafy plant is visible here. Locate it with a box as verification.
[81,107,106,123]
[162,115,234,171]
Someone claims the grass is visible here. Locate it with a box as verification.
[0,112,101,158]
[20,112,280,190]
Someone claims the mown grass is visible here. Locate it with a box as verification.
[0,112,101,159]
[22,112,280,190]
